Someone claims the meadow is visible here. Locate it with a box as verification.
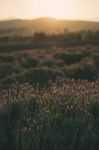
[0,31,99,150]
[0,43,99,87]
[0,79,99,150]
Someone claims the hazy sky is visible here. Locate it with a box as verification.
[0,0,99,21]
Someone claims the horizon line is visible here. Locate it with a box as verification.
[0,16,99,23]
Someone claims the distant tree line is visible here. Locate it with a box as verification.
[0,30,99,45]
[33,30,99,42]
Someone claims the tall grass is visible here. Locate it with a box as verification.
[0,78,99,150]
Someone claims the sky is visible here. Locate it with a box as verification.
[0,0,99,21]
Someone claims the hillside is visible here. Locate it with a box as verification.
[0,17,99,36]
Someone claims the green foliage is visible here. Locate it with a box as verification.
[63,58,97,80]
[73,57,97,80]
[0,55,14,63]
[92,53,99,69]
[54,51,86,64]
[0,67,64,86]
[40,59,64,67]
[33,32,47,41]
[21,57,39,68]
[16,67,63,84]
[0,45,99,86]
[0,63,19,79]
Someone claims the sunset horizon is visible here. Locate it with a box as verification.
[0,1,99,149]
[1,16,99,23]
[0,0,99,22]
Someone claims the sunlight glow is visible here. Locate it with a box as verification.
[0,0,99,21]
[33,0,75,19]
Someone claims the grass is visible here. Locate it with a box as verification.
[0,78,99,150]
[0,45,99,87]
[0,30,99,150]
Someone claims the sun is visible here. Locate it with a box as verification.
[34,0,74,19]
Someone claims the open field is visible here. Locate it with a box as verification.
[0,0,99,149]
[0,29,99,150]
[0,44,99,87]
[0,79,99,150]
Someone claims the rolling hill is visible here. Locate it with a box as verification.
[0,17,99,36]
